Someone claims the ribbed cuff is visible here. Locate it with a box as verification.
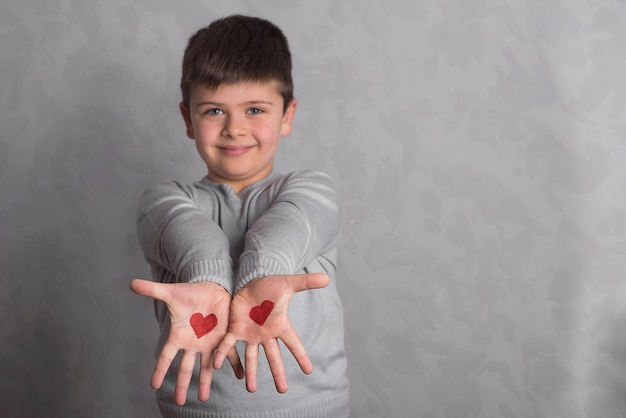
[180,259,234,294]
[235,254,288,292]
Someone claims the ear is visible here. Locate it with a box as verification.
[179,102,195,139]
[280,98,297,137]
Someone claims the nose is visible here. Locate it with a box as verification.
[222,114,247,138]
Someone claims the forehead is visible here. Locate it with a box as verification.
[189,81,283,105]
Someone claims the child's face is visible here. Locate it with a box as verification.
[180,81,297,193]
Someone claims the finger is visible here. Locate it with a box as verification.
[279,326,313,375]
[130,278,153,296]
[245,343,259,393]
[263,340,288,393]
[130,278,169,302]
[290,273,330,293]
[151,341,179,389]
[174,351,196,406]
[213,333,238,369]
[226,347,245,379]
[198,352,213,402]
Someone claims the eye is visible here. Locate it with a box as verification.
[205,108,224,116]
[247,107,263,115]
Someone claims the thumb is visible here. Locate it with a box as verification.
[291,273,330,293]
[130,278,168,302]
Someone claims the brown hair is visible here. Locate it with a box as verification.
[180,15,293,111]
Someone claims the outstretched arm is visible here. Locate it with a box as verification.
[236,171,341,291]
[137,181,233,292]
[225,171,341,392]
[135,182,239,403]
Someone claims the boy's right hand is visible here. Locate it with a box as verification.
[130,279,244,405]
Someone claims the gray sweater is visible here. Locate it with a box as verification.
[137,170,349,418]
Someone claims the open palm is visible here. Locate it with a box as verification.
[213,273,329,393]
[130,279,243,405]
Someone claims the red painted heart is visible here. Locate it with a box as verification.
[249,300,274,326]
[190,313,217,338]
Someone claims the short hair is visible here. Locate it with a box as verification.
[180,15,293,111]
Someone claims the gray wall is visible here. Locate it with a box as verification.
[2,0,626,417]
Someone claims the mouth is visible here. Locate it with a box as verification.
[218,145,254,156]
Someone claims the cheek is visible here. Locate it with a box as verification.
[194,123,222,143]
[253,123,282,145]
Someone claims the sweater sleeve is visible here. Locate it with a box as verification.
[136,181,234,293]
[236,171,341,292]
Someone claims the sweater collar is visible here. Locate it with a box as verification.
[199,172,280,198]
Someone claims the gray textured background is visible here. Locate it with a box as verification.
[2,1,626,417]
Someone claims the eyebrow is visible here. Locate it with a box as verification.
[195,100,276,108]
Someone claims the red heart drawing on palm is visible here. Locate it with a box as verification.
[249,300,274,326]
[190,313,217,338]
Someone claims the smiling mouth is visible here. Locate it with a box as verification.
[218,145,254,156]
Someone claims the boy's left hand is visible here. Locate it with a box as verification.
[213,273,329,393]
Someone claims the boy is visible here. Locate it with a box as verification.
[130,15,350,418]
